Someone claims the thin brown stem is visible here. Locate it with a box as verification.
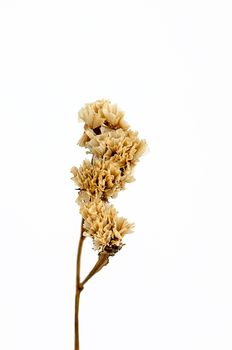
[75,218,85,350]
[74,215,110,350]
[80,252,109,287]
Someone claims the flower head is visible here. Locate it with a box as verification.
[78,99,129,146]
[80,199,134,253]
[71,158,134,201]
[83,128,147,168]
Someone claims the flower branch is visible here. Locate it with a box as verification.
[80,251,110,288]
[71,99,147,350]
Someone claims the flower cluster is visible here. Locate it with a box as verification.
[80,199,134,253]
[71,158,134,202]
[71,99,146,254]
[78,99,129,146]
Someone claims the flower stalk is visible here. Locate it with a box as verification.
[74,218,85,350]
[74,219,110,350]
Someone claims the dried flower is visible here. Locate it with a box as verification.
[72,99,146,254]
[78,99,129,146]
[72,100,147,350]
[71,158,134,201]
[80,199,134,253]
[83,128,147,168]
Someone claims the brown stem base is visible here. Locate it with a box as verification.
[74,219,110,350]
[74,287,83,350]
[74,219,85,350]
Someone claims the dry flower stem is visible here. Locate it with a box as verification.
[81,252,109,287]
[75,218,85,350]
[75,220,109,350]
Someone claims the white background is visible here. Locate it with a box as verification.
[0,0,232,349]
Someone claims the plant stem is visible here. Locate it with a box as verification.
[75,218,85,350]
[74,217,110,350]
[81,252,109,287]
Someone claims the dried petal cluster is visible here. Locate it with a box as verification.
[78,99,129,146]
[80,199,134,253]
[83,128,147,168]
[71,158,134,202]
[71,100,146,254]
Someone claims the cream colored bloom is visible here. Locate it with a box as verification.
[80,199,134,253]
[78,99,129,146]
[71,158,134,200]
[84,128,147,167]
